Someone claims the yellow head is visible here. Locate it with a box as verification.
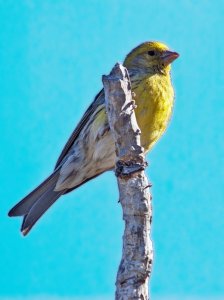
[124,41,179,75]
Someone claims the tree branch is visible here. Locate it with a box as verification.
[102,63,153,300]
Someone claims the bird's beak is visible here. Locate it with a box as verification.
[161,50,179,65]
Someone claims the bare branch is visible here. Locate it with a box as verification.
[103,63,153,300]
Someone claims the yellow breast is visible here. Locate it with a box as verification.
[133,73,174,152]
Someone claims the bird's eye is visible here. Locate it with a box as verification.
[148,50,155,56]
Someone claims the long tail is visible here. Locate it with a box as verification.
[8,170,64,236]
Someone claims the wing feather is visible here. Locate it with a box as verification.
[54,89,105,169]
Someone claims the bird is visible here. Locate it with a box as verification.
[8,41,179,236]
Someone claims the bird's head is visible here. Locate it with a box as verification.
[124,41,179,76]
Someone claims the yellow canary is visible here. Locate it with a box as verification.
[8,41,179,235]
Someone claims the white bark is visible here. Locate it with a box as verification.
[102,63,153,300]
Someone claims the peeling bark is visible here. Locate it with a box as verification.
[103,63,153,300]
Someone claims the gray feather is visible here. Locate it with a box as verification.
[54,89,105,169]
[21,188,63,236]
[8,171,60,217]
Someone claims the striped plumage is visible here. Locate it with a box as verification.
[8,41,179,235]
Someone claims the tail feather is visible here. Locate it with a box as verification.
[8,171,59,217]
[8,170,103,235]
[21,189,63,236]
[8,170,65,235]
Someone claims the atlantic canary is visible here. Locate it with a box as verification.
[8,41,179,235]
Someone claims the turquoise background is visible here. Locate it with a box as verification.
[0,0,223,299]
